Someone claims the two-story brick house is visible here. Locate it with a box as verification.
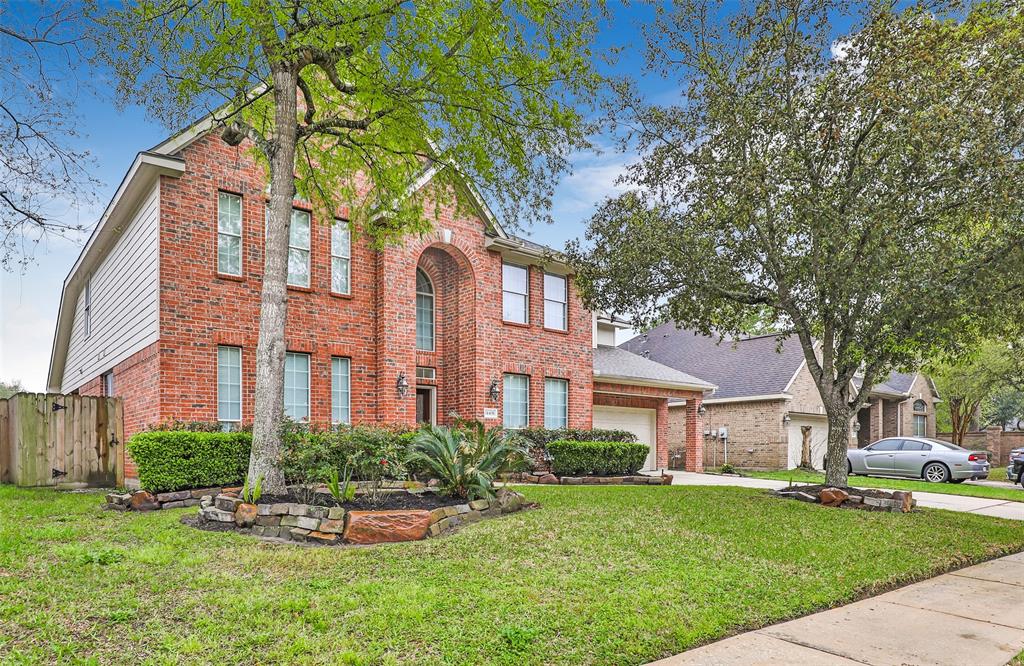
[46,119,714,482]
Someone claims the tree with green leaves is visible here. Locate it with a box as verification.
[0,379,24,399]
[102,0,598,493]
[929,341,1016,445]
[567,0,1024,486]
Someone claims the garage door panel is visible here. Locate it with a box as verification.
[787,417,829,470]
[592,406,657,471]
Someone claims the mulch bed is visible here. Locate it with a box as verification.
[773,484,915,513]
[257,489,458,511]
[781,484,899,500]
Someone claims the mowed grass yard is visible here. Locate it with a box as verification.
[748,467,1024,502]
[2,485,1024,665]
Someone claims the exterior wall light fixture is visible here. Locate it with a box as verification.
[488,379,500,402]
[396,372,410,399]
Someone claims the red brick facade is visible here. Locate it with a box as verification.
[71,131,704,480]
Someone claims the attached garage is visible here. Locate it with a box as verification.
[786,415,829,470]
[592,405,657,471]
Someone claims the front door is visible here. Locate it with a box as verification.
[415,387,434,425]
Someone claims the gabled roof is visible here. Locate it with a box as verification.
[854,371,937,400]
[593,345,716,392]
[621,323,805,400]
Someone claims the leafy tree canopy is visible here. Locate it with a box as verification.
[567,0,1024,485]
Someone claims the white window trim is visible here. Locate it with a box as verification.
[217,191,243,276]
[331,356,351,425]
[284,351,311,421]
[544,377,568,429]
[502,262,530,325]
[416,268,435,352]
[287,209,311,288]
[331,219,351,295]
[217,345,242,424]
[503,373,530,429]
[543,272,568,331]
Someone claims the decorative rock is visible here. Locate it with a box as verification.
[660,473,673,485]
[253,526,280,538]
[468,499,489,511]
[200,495,214,509]
[268,503,291,516]
[483,506,501,518]
[200,507,235,523]
[106,492,131,506]
[495,489,524,513]
[130,491,159,511]
[161,500,186,510]
[538,474,559,485]
[183,498,201,507]
[156,490,191,503]
[223,486,242,496]
[455,504,471,515]
[464,510,483,523]
[305,505,329,519]
[893,491,913,513]
[288,527,311,542]
[306,530,338,544]
[288,504,307,516]
[234,502,258,527]
[317,518,345,534]
[281,515,320,531]
[524,474,540,483]
[428,507,447,525]
[560,476,583,485]
[343,510,431,544]
[847,495,863,504]
[443,506,459,517]
[428,522,443,537]
[215,494,242,512]
[327,506,346,520]
[819,487,850,507]
[256,515,281,527]
[191,487,220,499]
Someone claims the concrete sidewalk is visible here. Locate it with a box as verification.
[651,551,1024,666]
[663,471,1024,521]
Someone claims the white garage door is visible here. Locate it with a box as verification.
[593,406,657,471]
[787,416,829,470]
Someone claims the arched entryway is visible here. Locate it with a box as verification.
[414,244,476,425]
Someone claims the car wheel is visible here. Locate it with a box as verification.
[922,462,950,483]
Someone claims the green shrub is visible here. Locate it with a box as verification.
[512,428,636,449]
[279,422,414,486]
[127,431,252,492]
[547,440,650,476]
[408,422,528,499]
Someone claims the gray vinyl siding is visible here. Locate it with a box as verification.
[61,184,160,392]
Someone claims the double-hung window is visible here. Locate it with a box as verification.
[544,378,568,429]
[217,346,242,425]
[913,414,927,437]
[331,220,351,294]
[331,357,351,424]
[502,263,529,324]
[416,269,435,351]
[503,374,530,428]
[217,192,242,275]
[284,352,310,421]
[287,209,311,287]
[543,273,567,330]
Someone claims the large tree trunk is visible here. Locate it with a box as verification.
[248,66,299,495]
[823,408,852,487]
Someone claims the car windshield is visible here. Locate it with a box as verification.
[923,438,965,451]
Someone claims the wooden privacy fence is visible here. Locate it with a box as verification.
[0,393,124,488]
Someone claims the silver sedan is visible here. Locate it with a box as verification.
[847,437,990,483]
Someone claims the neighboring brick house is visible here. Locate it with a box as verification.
[46,120,712,483]
[622,324,938,471]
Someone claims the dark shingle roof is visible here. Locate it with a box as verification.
[620,323,806,400]
[593,346,716,390]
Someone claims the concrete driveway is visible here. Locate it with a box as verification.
[650,551,1024,666]
[664,471,1024,521]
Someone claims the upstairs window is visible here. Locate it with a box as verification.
[543,273,567,331]
[913,399,927,412]
[217,192,242,276]
[284,352,310,421]
[913,414,927,437]
[544,378,568,429]
[502,263,529,324]
[288,209,311,287]
[503,373,529,428]
[83,275,92,339]
[331,220,351,294]
[416,269,435,351]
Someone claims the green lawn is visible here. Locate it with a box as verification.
[747,468,1024,502]
[2,485,1024,665]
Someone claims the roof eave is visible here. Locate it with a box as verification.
[593,373,716,393]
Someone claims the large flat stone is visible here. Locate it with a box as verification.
[156,490,191,503]
[342,510,430,544]
[761,597,1024,666]
[649,631,863,665]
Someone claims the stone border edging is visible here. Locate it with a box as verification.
[506,472,671,486]
[104,487,236,511]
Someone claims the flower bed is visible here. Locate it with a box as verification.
[773,484,916,513]
[184,486,529,545]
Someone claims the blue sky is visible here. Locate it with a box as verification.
[0,1,673,390]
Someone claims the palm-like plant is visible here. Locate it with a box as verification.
[408,422,527,499]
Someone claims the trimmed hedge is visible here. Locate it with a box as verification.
[513,428,636,449]
[547,440,650,476]
[127,431,252,493]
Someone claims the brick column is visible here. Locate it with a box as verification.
[655,399,669,469]
[684,398,704,472]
